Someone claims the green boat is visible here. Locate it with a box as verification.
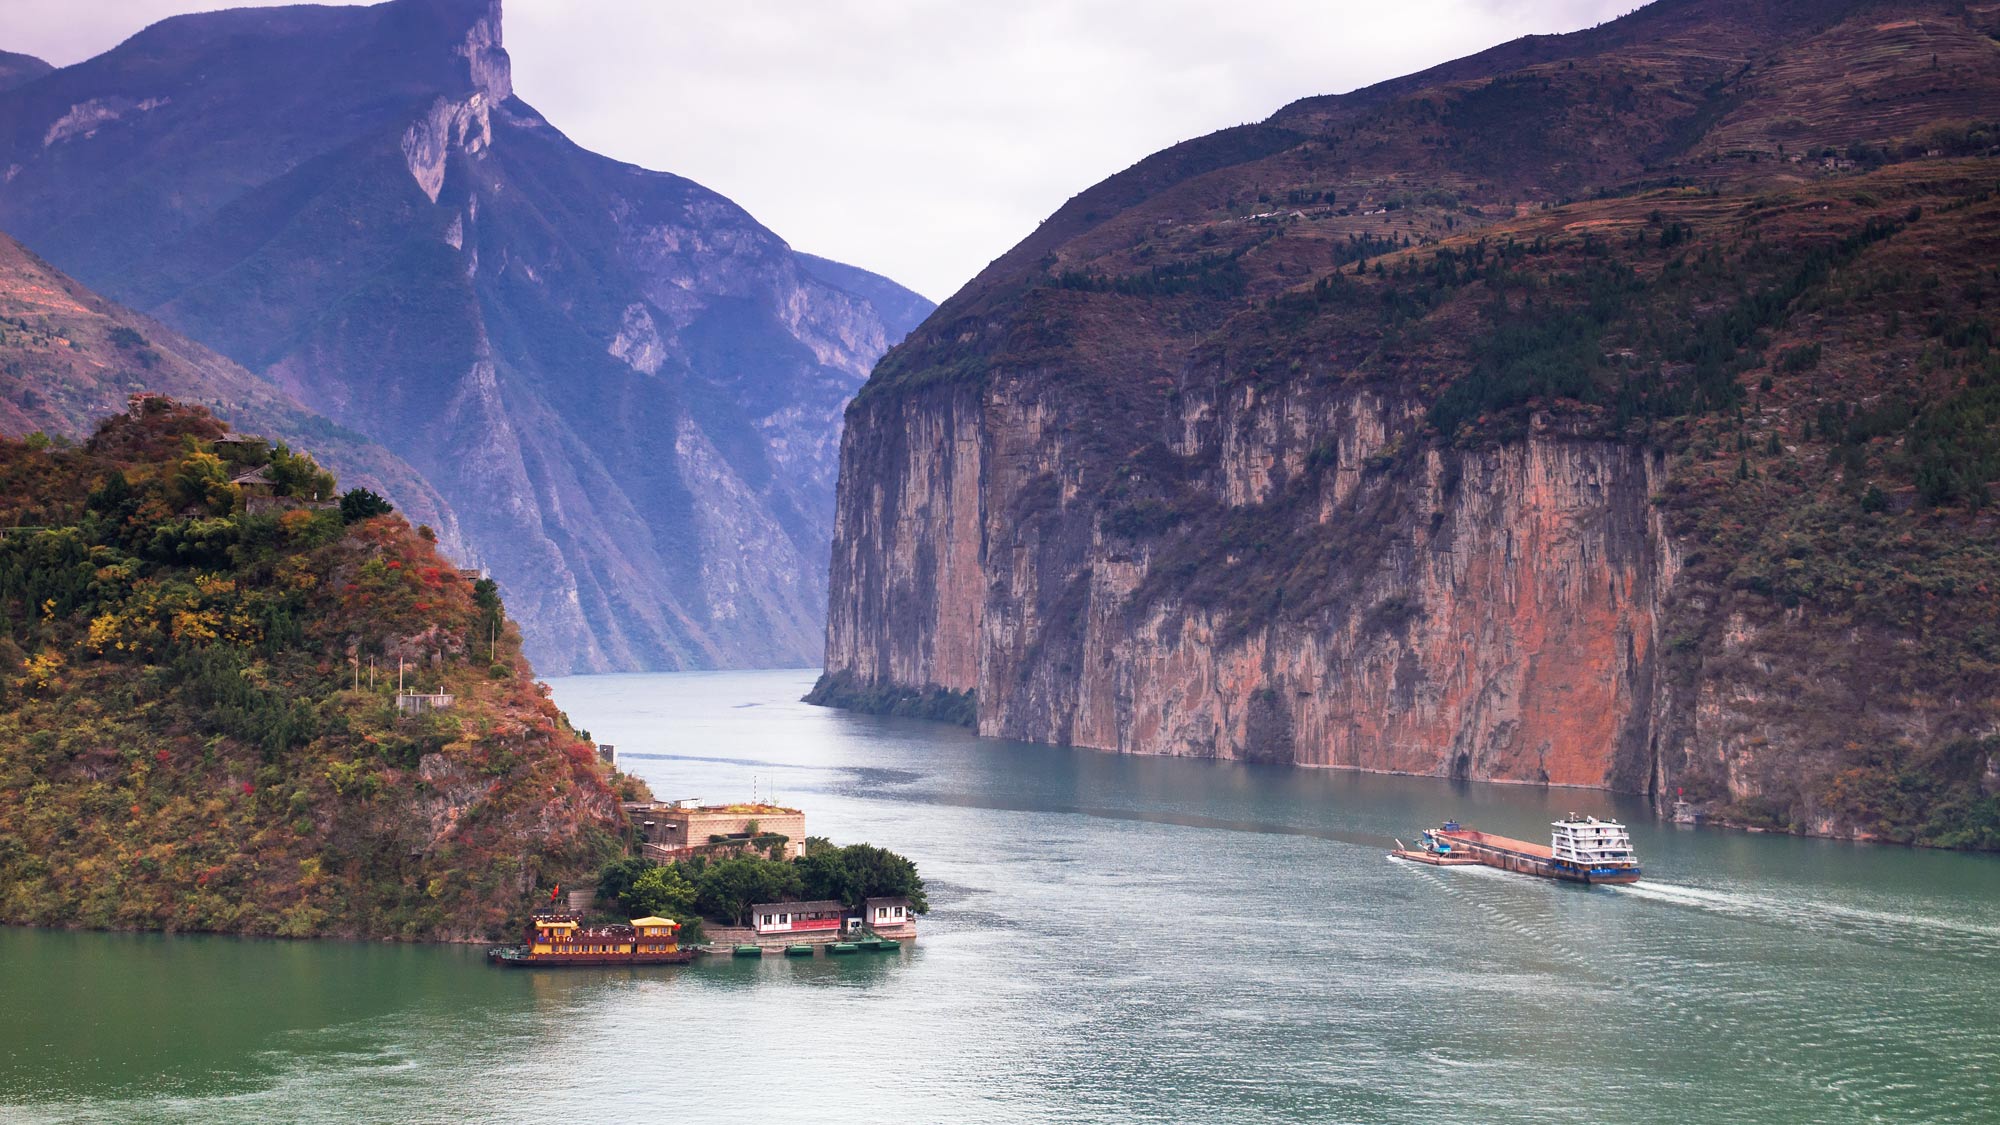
[827,942,859,955]
[733,944,762,958]
[784,944,814,957]
[871,938,900,950]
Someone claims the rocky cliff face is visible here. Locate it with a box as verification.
[0,0,930,672]
[822,0,2000,845]
[832,368,1678,791]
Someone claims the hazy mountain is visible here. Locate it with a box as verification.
[0,51,51,94]
[818,0,2000,845]
[0,0,932,672]
[0,229,458,541]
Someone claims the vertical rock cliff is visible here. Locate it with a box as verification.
[831,373,1678,791]
[821,0,2000,844]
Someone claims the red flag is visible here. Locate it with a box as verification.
[550,884,561,902]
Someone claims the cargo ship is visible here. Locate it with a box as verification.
[486,911,694,967]
[1391,815,1642,885]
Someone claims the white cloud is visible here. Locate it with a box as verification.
[15,0,1635,300]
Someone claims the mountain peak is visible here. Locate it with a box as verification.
[0,49,53,93]
[356,0,511,101]
[420,0,510,102]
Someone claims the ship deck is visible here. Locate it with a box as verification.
[1389,847,1481,866]
[1437,829,1554,861]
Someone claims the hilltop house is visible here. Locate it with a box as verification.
[232,464,337,516]
[395,690,454,716]
[626,801,806,861]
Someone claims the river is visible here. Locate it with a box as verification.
[4,669,1997,1123]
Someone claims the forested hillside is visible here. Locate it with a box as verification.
[0,401,638,939]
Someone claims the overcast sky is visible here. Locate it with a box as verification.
[10,0,1636,301]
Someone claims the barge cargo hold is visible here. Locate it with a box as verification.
[1391,816,1642,885]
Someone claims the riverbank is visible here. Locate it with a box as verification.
[7,668,1997,1124]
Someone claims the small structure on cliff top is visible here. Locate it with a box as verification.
[395,691,455,716]
[230,465,276,495]
[232,464,339,516]
[626,800,805,861]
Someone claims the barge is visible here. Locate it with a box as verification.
[1391,815,1641,885]
[486,912,693,967]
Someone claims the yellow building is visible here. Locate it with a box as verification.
[630,917,681,955]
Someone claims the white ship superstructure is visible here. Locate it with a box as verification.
[1548,815,1639,879]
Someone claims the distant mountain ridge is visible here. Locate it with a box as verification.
[0,51,50,93]
[0,228,460,546]
[0,0,932,673]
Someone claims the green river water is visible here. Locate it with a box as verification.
[4,668,1997,1123]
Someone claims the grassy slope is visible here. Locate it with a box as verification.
[0,401,641,940]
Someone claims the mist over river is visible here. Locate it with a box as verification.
[5,669,1997,1123]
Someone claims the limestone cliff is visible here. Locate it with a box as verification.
[829,373,1679,791]
[820,0,2000,846]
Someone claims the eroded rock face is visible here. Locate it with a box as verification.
[829,378,1675,788]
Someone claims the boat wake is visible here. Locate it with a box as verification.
[1619,880,2000,957]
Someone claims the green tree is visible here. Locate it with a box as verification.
[339,488,394,523]
[694,855,801,926]
[795,845,855,906]
[172,449,232,513]
[836,843,929,913]
[596,855,652,912]
[627,864,698,922]
[266,444,337,501]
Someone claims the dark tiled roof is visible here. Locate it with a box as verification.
[749,900,846,915]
